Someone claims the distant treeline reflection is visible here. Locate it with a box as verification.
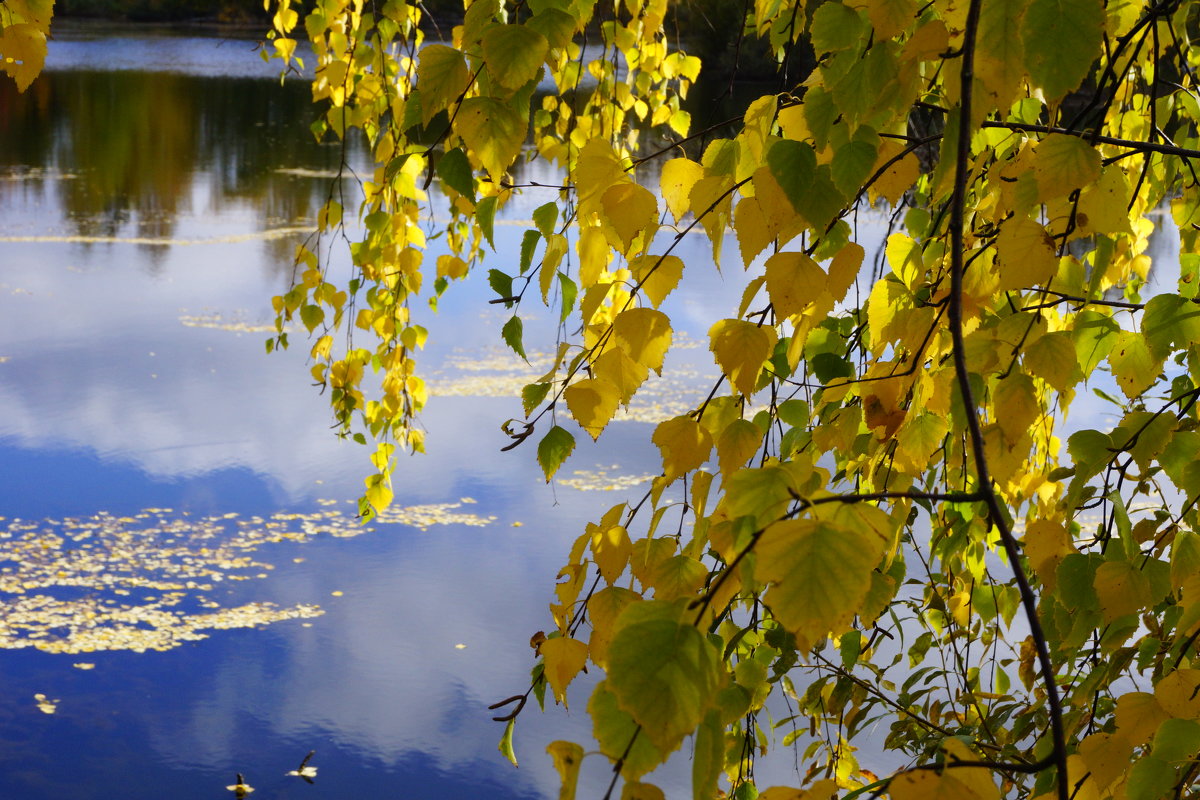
[0,70,359,255]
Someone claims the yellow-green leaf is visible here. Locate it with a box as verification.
[755,519,884,649]
[709,318,777,396]
[717,418,764,476]
[546,741,584,800]
[0,23,45,92]
[606,600,725,753]
[453,97,527,182]
[1032,133,1102,198]
[589,681,665,778]
[416,45,472,126]
[1109,331,1161,400]
[482,24,549,89]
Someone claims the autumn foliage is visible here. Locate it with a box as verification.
[7,0,1195,797]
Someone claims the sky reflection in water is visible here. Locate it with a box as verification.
[0,25,747,799]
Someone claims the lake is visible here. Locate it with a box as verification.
[0,20,767,800]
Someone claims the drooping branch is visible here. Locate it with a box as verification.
[946,3,1069,799]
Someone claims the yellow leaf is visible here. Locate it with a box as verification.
[943,738,1000,800]
[591,524,632,584]
[652,415,713,483]
[1078,731,1134,794]
[709,318,777,396]
[630,254,684,308]
[613,308,672,375]
[564,378,621,440]
[885,232,924,289]
[1155,669,1200,720]
[1033,133,1102,200]
[0,23,45,92]
[995,217,1057,292]
[870,139,921,206]
[888,768,988,800]
[764,251,826,318]
[735,196,775,267]
[755,519,884,649]
[541,636,589,705]
[717,419,764,476]
[689,174,735,262]
[546,741,585,800]
[994,376,1041,448]
[576,139,629,218]
[853,0,916,39]
[660,158,703,222]
[578,226,611,288]
[621,782,666,800]
[1078,164,1135,235]
[602,183,659,254]
[592,347,649,405]
[1023,519,1075,591]
[1116,691,1170,745]
[828,241,864,302]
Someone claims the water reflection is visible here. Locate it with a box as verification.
[0,68,354,263]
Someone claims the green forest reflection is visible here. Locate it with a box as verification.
[0,71,361,244]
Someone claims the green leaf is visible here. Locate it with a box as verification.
[766,139,846,233]
[519,229,541,274]
[537,425,575,482]
[476,195,498,249]
[482,24,549,90]
[300,304,324,333]
[557,272,578,323]
[498,718,518,766]
[436,147,476,203]
[522,382,552,416]
[533,201,559,236]
[488,268,513,301]
[1142,293,1200,361]
[589,681,666,778]
[809,1,865,53]
[831,137,878,197]
[606,600,725,753]
[1020,0,1103,100]
[502,315,528,361]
